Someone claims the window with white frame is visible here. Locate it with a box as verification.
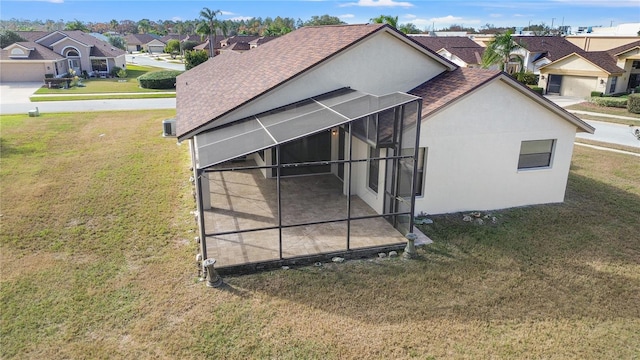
[518,139,555,169]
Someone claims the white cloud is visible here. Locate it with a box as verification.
[404,14,417,19]
[171,17,183,22]
[340,0,414,8]
[489,13,502,18]
[339,14,356,19]
[220,11,235,16]
[514,14,533,18]
[229,16,253,21]
[550,0,640,7]
[429,15,463,24]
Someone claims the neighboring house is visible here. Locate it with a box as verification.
[176,24,593,272]
[195,35,278,54]
[124,34,165,53]
[160,34,202,44]
[0,30,126,82]
[409,35,484,67]
[537,42,637,97]
[512,36,586,74]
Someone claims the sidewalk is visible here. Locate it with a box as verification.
[566,110,639,122]
[31,91,176,98]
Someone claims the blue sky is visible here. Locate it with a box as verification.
[1,0,639,31]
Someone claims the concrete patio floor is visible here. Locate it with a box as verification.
[202,160,422,269]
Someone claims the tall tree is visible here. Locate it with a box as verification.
[137,19,152,34]
[199,7,223,58]
[110,19,119,32]
[370,15,398,28]
[65,19,89,32]
[398,22,421,34]
[0,30,24,48]
[481,30,521,73]
[302,15,345,26]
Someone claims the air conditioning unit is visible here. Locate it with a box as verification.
[162,118,176,137]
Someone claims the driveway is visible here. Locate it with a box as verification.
[577,120,640,148]
[126,53,185,71]
[0,82,175,115]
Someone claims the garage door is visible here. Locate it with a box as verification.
[148,45,165,54]
[0,63,45,82]
[560,76,598,97]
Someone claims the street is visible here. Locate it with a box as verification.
[577,120,640,148]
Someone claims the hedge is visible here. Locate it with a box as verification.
[590,91,603,97]
[628,94,640,114]
[137,70,183,89]
[516,72,538,85]
[530,86,543,95]
[590,96,628,108]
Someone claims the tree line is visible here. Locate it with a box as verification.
[1,14,547,37]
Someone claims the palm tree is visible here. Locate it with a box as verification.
[481,30,521,73]
[370,15,399,28]
[137,19,152,34]
[199,7,222,58]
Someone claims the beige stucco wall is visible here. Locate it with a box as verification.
[0,61,47,82]
[566,36,639,51]
[205,30,449,131]
[52,38,92,73]
[415,79,578,215]
[539,54,611,96]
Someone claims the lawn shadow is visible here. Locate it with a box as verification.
[226,173,640,325]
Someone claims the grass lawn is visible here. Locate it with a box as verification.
[566,102,640,125]
[34,65,177,95]
[1,111,639,359]
[30,93,177,102]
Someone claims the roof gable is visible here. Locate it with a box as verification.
[514,36,584,62]
[607,40,640,57]
[539,52,624,74]
[0,41,63,61]
[176,24,456,139]
[409,35,484,65]
[410,67,594,133]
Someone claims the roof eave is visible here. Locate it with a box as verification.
[178,25,440,140]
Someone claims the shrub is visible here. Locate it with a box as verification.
[182,40,198,51]
[110,66,122,77]
[184,49,209,70]
[44,78,73,88]
[116,69,127,78]
[164,39,180,54]
[590,91,603,97]
[635,86,640,94]
[628,94,640,114]
[516,72,538,85]
[590,96,628,108]
[530,86,543,95]
[137,70,183,89]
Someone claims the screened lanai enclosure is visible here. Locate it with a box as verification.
[191,88,423,273]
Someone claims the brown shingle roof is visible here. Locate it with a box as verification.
[62,31,125,57]
[125,33,163,46]
[409,36,484,65]
[606,40,640,56]
[410,67,500,117]
[514,36,584,62]
[177,24,394,138]
[579,51,625,74]
[0,41,62,61]
[410,67,594,133]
